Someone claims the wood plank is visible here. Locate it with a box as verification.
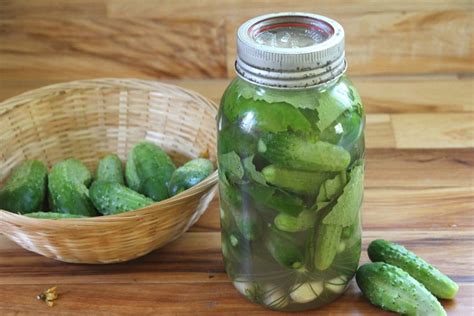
[0,230,472,314]
[2,77,472,114]
[392,113,474,148]
[191,185,474,232]
[364,186,474,229]
[172,76,474,114]
[0,0,106,18]
[191,147,474,230]
[354,76,474,113]
[0,17,227,80]
[225,9,474,76]
[365,114,396,148]
[106,0,474,18]
[0,282,471,315]
[0,3,472,83]
[365,148,474,188]
[0,229,472,283]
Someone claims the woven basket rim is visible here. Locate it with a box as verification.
[0,77,218,116]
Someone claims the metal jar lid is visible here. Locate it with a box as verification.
[236,12,346,89]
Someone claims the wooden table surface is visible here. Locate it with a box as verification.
[1,1,473,315]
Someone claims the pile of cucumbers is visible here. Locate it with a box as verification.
[0,141,214,218]
[357,239,458,316]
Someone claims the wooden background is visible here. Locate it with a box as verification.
[0,0,473,315]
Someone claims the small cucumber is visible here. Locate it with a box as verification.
[258,133,351,172]
[48,159,97,216]
[26,212,86,219]
[356,262,446,316]
[89,181,154,215]
[266,226,304,269]
[218,124,258,157]
[244,183,305,217]
[274,209,317,233]
[229,203,261,241]
[314,224,342,270]
[262,165,336,195]
[95,154,124,184]
[168,158,213,196]
[51,158,92,187]
[368,239,459,299]
[0,160,48,214]
[126,142,176,201]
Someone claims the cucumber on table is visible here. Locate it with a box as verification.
[0,160,48,214]
[126,142,176,201]
[368,239,459,299]
[356,262,446,316]
[95,154,124,184]
[168,158,213,196]
[48,159,97,216]
[89,181,154,215]
[26,212,86,219]
[258,133,351,172]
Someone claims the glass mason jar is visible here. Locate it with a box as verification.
[217,13,365,312]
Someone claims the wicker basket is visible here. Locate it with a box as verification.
[0,78,218,264]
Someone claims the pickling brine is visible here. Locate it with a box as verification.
[218,13,365,311]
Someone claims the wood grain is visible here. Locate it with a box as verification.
[0,17,227,80]
[1,0,473,314]
[2,76,473,112]
[191,186,474,233]
[0,1,472,82]
[0,230,472,315]
[392,113,474,148]
[225,8,474,76]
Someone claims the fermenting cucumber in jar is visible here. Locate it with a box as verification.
[217,12,365,312]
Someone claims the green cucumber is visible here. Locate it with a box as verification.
[368,239,459,299]
[274,210,317,233]
[48,159,97,216]
[219,177,260,241]
[51,158,92,187]
[218,124,258,157]
[229,204,261,241]
[126,142,176,201]
[262,165,336,195]
[89,181,154,215]
[314,224,342,270]
[244,183,305,217]
[356,262,446,316]
[168,158,213,196]
[258,133,351,172]
[266,226,304,269]
[95,154,124,184]
[0,160,48,214]
[26,212,86,219]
